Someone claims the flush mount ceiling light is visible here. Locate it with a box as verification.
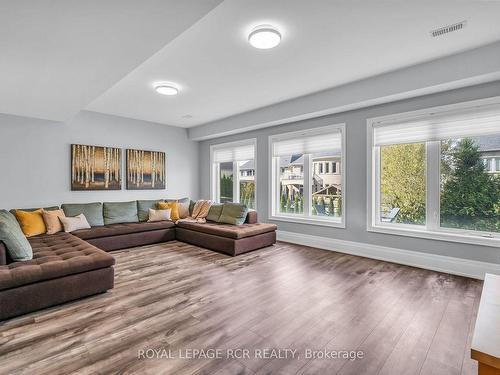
[154,83,179,96]
[248,25,281,49]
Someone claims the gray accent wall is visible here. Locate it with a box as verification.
[199,81,500,265]
[0,110,199,208]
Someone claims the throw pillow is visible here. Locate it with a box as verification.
[165,198,190,219]
[59,214,91,232]
[14,209,47,237]
[147,208,171,222]
[206,204,223,222]
[42,209,66,235]
[177,198,190,219]
[218,203,249,225]
[0,210,33,261]
[157,202,179,221]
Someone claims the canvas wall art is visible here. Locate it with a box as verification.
[126,149,166,190]
[71,144,122,190]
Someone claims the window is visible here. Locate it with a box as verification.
[369,97,500,246]
[270,124,345,227]
[211,139,256,209]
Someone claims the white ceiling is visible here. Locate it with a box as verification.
[0,0,222,121]
[87,0,500,128]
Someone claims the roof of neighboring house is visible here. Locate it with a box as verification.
[239,159,254,170]
[474,135,500,152]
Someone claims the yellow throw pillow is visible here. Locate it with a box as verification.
[42,209,66,235]
[15,209,47,237]
[157,202,179,221]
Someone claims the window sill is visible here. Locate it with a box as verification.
[368,224,500,248]
[269,214,345,228]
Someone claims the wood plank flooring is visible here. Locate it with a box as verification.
[0,241,482,375]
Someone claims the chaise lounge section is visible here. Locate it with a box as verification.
[0,233,115,320]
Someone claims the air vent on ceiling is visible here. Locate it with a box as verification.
[430,21,467,37]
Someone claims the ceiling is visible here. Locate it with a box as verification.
[87,0,500,128]
[0,0,222,121]
[1,1,500,127]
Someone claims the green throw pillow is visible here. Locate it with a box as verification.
[103,201,139,225]
[218,203,248,225]
[206,204,223,222]
[0,210,33,261]
[61,202,104,227]
[137,200,162,222]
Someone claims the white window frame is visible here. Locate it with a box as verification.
[210,138,257,207]
[367,96,500,247]
[269,124,346,228]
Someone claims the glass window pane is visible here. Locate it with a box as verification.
[440,136,500,233]
[219,162,233,203]
[312,153,341,218]
[238,160,255,209]
[380,143,426,225]
[279,154,304,214]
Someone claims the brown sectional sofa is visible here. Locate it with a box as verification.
[0,205,276,320]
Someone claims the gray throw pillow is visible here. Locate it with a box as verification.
[0,210,33,261]
[189,200,196,216]
[103,201,139,225]
[137,200,162,222]
[206,204,223,222]
[61,202,104,227]
[218,203,249,225]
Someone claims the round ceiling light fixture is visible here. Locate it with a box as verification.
[248,25,281,49]
[154,83,179,96]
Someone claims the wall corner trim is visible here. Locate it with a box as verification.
[277,230,500,280]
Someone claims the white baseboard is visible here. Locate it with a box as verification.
[277,230,500,280]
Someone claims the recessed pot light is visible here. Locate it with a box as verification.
[154,84,179,96]
[248,25,281,49]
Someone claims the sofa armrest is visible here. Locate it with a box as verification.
[0,241,7,265]
[245,210,258,224]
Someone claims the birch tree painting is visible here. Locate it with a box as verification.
[71,144,122,190]
[126,149,166,190]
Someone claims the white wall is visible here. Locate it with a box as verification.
[0,110,199,208]
[199,81,500,265]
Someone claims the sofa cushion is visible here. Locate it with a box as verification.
[175,221,277,240]
[0,210,33,262]
[62,202,104,227]
[137,200,162,222]
[218,203,248,225]
[71,221,175,240]
[9,206,59,216]
[0,233,114,291]
[103,201,138,225]
[206,204,223,222]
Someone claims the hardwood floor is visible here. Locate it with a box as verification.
[0,241,482,375]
